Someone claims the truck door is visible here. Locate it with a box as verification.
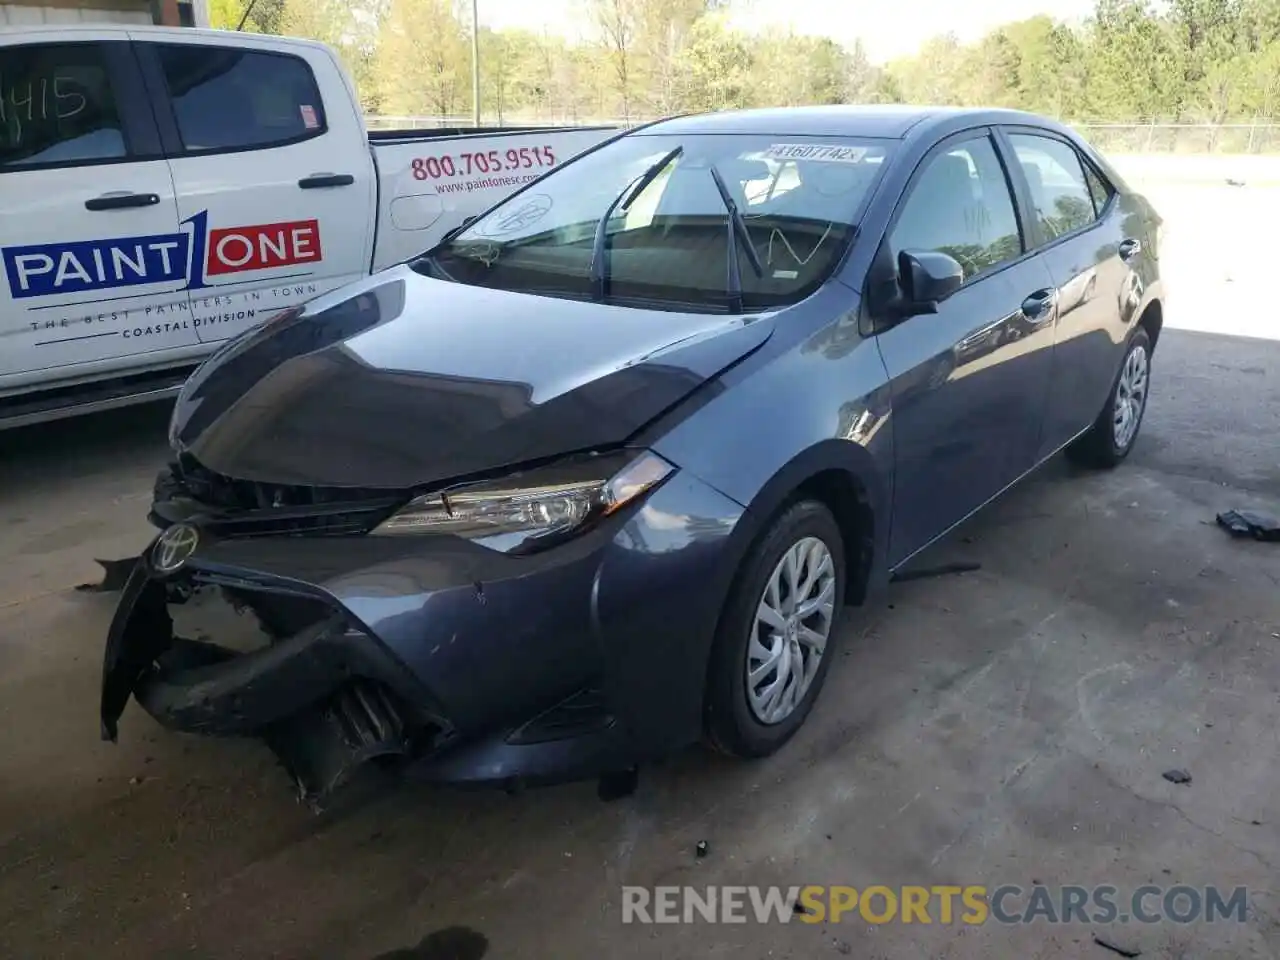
[0,36,197,382]
[132,35,375,346]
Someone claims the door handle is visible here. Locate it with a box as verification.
[84,192,160,211]
[1119,238,1142,261]
[1020,288,1058,322]
[298,173,355,189]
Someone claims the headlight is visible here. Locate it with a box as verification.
[371,450,675,552]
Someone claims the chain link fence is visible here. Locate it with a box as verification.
[1073,122,1280,154]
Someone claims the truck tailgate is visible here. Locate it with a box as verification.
[369,127,619,272]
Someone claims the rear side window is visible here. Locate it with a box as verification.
[1007,133,1097,241]
[154,44,326,154]
[890,135,1023,283]
[0,43,127,169]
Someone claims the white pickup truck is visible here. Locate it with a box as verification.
[0,25,618,429]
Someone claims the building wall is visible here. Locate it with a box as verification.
[0,0,209,25]
[1,1,150,24]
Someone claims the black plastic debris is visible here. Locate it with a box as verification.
[75,556,140,593]
[695,840,709,858]
[1093,933,1141,958]
[1216,509,1280,542]
[891,561,982,584]
[1162,769,1192,785]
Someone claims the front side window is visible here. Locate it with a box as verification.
[1008,133,1098,241]
[421,134,894,312]
[0,43,127,169]
[889,135,1023,283]
[154,44,326,153]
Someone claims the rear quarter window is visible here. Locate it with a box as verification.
[153,44,326,154]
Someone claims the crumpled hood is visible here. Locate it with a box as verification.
[170,266,775,489]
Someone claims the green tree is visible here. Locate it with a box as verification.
[374,0,470,118]
[680,13,754,111]
[587,0,641,120]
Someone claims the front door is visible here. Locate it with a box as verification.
[133,34,375,346]
[0,36,196,382]
[871,130,1059,566]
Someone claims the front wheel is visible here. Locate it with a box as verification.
[1066,328,1151,469]
[704,500,846,759]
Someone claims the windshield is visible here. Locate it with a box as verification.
[417,133,895,313]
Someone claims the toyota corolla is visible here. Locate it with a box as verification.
[101,106,1164,805]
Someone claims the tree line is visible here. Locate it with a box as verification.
[208,0,1280,125]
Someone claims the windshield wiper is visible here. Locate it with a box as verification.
[708,163,765,314]
[590,145,684,302]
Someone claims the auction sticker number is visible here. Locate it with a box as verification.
[763,143,868,163]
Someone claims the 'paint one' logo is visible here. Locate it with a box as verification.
[1,210,322,300]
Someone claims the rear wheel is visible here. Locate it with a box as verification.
[704,500,845,758]
[1066,328,1151,469]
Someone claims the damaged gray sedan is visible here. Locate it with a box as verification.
[101,105,1164,806]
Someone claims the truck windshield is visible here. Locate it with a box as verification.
[417,133,895,313]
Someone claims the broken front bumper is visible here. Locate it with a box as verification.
[101,548,448,803]
[102,465,749,804]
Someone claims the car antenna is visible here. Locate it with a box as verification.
[235,0,260,30]
[589,145,683,303]
[708,163,764,314]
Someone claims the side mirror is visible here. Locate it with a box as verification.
[896,249,964,313]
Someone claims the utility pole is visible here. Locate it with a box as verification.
[471,0,481,127]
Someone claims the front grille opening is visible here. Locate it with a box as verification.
[164,455,403,538]
[176,453,395,512]
[170,584,275,655]
[170,582,336,650]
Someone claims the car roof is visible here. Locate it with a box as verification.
[637,105,1057,141]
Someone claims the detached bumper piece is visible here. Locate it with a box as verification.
[101,562,442,806]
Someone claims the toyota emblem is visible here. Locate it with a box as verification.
[152,523,200,574]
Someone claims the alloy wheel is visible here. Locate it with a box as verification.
[746,536,837,725]
[1113,343,1149,450]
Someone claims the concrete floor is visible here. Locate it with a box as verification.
[1,325,1277,960]
[4,155,1280,960]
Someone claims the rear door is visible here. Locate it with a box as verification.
[0,35,196,383]
[997,127,1139,458]
[133,34,375,345]
[870,129,1060,566]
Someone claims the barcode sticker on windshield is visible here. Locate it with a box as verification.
[764,144,868,163]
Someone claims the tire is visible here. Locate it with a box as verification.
[704,499,846,759]
[1066,328,1151,469]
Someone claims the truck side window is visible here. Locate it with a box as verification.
[0,43,127,170]
[154,44,327,154]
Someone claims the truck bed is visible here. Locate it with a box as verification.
[368,125,618,145]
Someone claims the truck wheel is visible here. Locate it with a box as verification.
[704,500,845,758]
[1066,328,1151,469]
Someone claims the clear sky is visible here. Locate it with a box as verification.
[477,0,1098,62]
